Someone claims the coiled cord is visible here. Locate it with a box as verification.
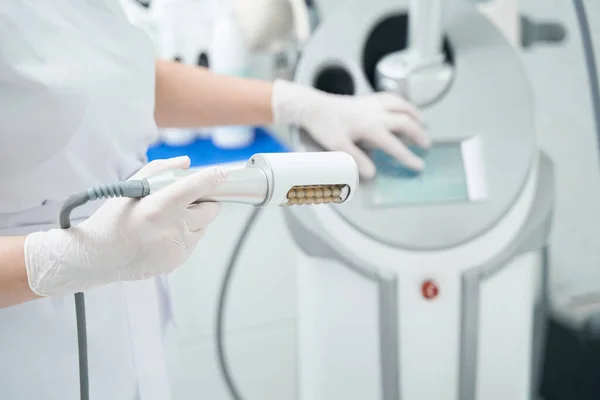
[57,180,150,400]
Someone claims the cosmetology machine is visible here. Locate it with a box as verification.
[213,0,600,399]
[283,0,556,399]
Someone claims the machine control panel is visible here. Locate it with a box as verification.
[368,136,488,207]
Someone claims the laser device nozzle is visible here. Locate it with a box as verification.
[145,151,359,207]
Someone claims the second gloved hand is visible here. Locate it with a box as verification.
[24,156,226,297]
[272,79,431,179]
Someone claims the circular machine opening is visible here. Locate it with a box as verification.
[362,13,455,95]
[313,65,356,95]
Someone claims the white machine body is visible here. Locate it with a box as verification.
[297,257,542,400]
[295,162,545,400]
[314,0,519,48]
[477,0,520,49]
[285,1,555,399]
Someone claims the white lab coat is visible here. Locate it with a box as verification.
[0,1,171,399]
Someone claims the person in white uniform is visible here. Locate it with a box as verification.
[0,1,430,399]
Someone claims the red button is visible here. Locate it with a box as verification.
[421,280,439,300]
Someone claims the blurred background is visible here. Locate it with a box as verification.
[117,0,600,398]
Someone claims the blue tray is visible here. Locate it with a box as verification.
[147,127,289,167]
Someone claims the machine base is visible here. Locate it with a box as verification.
[296,250,545,400]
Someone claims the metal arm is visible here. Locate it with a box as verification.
[408,0,444,64]
[375,0,452,106]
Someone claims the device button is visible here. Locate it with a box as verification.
[422,280,439,300]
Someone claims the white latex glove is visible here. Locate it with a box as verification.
[24,156,226,297]
[272,79,431,179]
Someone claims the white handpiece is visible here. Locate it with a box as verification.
[146,151,359,207]
[51,150,357,400]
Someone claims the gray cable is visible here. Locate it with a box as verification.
[573,0,600,163]
[57,180,150,400]
[74,293,89,400]
[216,207,264,400]
[573,0,600,342]
[59,192,92,400]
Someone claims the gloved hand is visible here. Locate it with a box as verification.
[24,156,226,297]
[272,79,431,179]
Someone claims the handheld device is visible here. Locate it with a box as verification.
[61,151,358,228]
[143,151,358,207]
[60,151,359,400]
